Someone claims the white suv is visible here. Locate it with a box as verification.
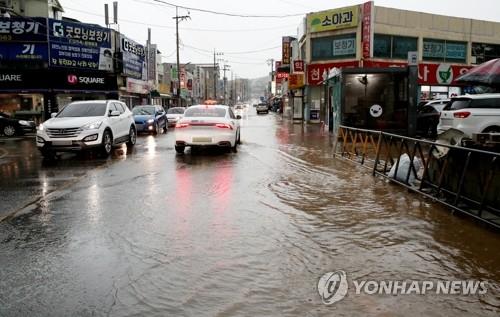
[37,100,136,158]
[437,94,500,137]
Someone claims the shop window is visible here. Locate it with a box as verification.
[311,33,356,61]
[471,43,500,65]
[373,34,417,59]
[423,39,467,63]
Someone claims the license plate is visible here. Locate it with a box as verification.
[193,137,212,143]
[53,140,72,146]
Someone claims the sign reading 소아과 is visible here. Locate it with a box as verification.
[307,6,359,33]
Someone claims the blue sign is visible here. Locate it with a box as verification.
[120,35,146,79]
[0,43,48,61]
[0,17,48,42]
[48,19,112,71]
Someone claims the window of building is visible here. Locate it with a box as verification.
[373,34,417,59]
[311,33,356,61]
[471,43,500,65]
[423,39,467,63]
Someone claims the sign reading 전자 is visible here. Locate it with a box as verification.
[307,5,359,33]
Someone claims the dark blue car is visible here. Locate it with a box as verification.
[132,105,168,135]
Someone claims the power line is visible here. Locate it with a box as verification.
[64,6,296,32]
[137,0,305,18]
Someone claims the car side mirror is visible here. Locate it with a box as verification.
[236,115,242,119]
[109,110,120,117]
[51,112,57,118]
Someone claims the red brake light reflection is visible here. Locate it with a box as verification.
[176,123,190,128]
[215,123,232,129]
[453,111,471,119]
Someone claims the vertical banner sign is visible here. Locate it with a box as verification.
[147,43,157,81]
[49,19,112,70]
[275,60,282,71]
[362,1,373,59]
[0,17,48,63]
[282,37,291,65]
[120,35,146,79]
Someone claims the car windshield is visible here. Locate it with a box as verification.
[132,107,155,115]
[167,107,185,114]
[443,99,471,111]
[57,103,106,117]
[184,107,226,117]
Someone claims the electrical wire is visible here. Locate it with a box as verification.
[136,0,305,18]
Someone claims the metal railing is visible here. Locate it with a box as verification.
[334,125,500,229]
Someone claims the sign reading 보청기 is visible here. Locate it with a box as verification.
[307,5,359,33]
[0,17,49,63]
[121,35,146,80]
[48,19,112,71]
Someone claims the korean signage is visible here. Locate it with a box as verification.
[307,61,359,86]
[293,60,304,72]
[418,63,472,85]
[48,19,112,71]
[147,43,157,81]
[362,1,374,59]
[332,38,356,56]
[121,35,146,80]
[275,61,282,72]
[307,5,359,33]
[282,36,292,65]
[126,77,151,94]
[289,73,305,89]
[0,17,48,63]
[276,72,289,84]
[423,39,467,62]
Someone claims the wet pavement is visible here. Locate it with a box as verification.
[0,111,499,316]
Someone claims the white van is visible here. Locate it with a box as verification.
[437,94,500,137]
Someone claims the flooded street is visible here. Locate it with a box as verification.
[0,112,499,316]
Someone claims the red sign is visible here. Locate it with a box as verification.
[307,61,359,85]
[293,60,305,72]
[276,71,289,84]
[289,73,305,89]
[275,61,282,72]
[363,60,407,68]
[418,63,473,85]
[362,1,373,59]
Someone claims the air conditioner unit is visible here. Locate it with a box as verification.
[0,0,13,9]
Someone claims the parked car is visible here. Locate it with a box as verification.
[36,100,136,158]
[166,107,186,127]
[0,112,36,136]
[256,103,269,114]
[132,105,167,134]
[437,94,500,138]
[174,105,241,154]
[417,99,449,137]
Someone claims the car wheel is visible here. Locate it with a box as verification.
[153,122,160,135]
[101,130,113,157]
[175,145,185,154]
[483,126,500,134]
[237,130,241,144]
[163,120,168,133]
[3,124,16,137]
[127,126,136,147]
[231,136,238,153]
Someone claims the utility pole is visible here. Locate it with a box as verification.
[173,7,190,106]
[222,63,230,105]
[267,58,275,97]
[213,50,223,100]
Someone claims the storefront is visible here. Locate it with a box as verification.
[0,69,118,120]
[120,77,150,108]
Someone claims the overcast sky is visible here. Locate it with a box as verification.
[59,0,500,79]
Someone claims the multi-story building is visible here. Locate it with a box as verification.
[294,1,500,127]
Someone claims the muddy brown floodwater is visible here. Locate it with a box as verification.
[0,111,499,316]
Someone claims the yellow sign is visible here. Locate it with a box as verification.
[158,83,171,94]
[289,73,305,90]
[307,6,359,33]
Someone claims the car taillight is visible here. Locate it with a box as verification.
[453,111,471,119]
[215,123,233,129]
[176,123,190,128]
